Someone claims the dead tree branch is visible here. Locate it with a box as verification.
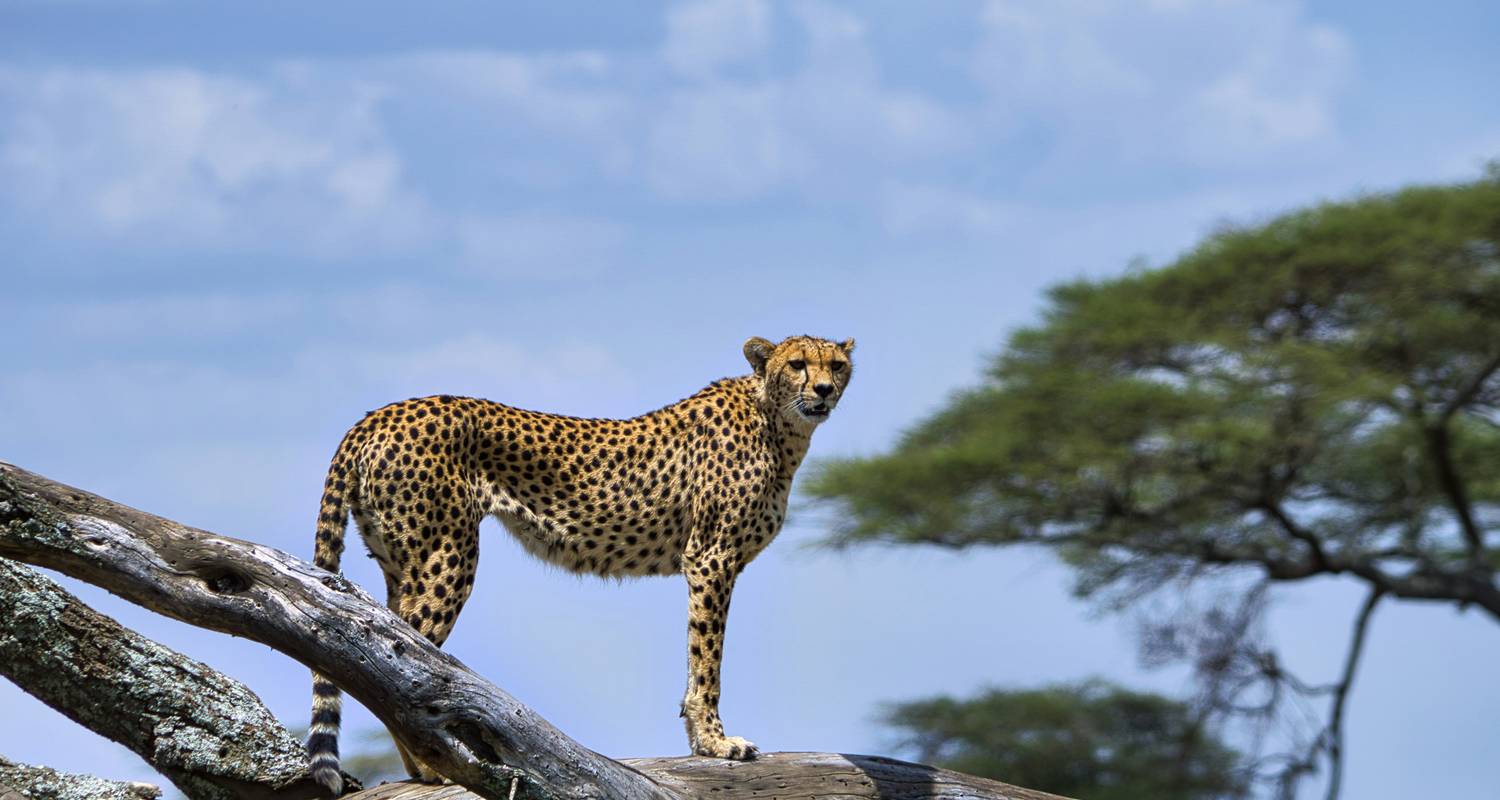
[0,556,352,800]
[0,462,661,800]
[347,753,1069,800]
[0,461,1068,800]
[0,756,162,800]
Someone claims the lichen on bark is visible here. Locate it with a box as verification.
[0,557,335,800]
[0,756,160,800]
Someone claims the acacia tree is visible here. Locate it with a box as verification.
[885,681,1247,800]
[807,169,1500,798]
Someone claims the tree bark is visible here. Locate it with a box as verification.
[0,557,353,800]
[0,461,1071,800]
[0,461,656,800]
[345,753,1067,800]
[0,756,161,800]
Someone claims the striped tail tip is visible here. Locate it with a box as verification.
[310,759,343,797]
[309,676,344,796]
[308,729,343,797]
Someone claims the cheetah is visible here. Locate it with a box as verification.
[306,334,855,794]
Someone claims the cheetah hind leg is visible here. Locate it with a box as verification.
[388,587,462,785]
[384,580,454,785]
[369,488,480,784]
[387,573,474,785]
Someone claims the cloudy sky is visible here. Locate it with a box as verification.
[2,1,1498,798]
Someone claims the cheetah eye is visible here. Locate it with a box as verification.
[787,360,806,371]
[830,361,845,372]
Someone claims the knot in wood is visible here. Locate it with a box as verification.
[201,568,251,594]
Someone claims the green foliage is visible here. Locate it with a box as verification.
[885,681,1247,800]
[808,172,1500,599]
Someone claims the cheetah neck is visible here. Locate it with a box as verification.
[681,374,816,473]
[754,383,816,479]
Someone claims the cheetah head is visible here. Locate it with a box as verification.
[743,335,856,427]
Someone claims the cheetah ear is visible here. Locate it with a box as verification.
[743,337,775,377]
[839,337,856,354]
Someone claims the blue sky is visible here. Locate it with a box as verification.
[1,1,1498,798]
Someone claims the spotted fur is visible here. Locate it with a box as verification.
[307,335,855,794]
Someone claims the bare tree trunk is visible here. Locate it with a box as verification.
[0,557,353,800]
[0,461,1071,800]
[0,755,161,800]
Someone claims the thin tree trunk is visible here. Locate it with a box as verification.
[1321,587,1383,800]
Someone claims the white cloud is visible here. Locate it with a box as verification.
[383,4,975,205]
[0,62,637,274]
[43,292,308,341]
[0,67,432,253]
[645,84,806,201]
[0,330,630,453]
[339,334,627,403]
[881,183,1019,237]
[0,5,985,250]
[390,50,630,148]
[1189,12,1351,153]
[0,0,1359,257]
[642,2,972,202]
[455,213,628,279]
[373,5,973,206]
[971,0,1352,164]
[663,0,772,79]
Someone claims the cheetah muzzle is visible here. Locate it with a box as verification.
[304,334,855,794]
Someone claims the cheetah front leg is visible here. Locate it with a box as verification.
[680,550,757,760]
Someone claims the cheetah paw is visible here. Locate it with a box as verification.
[695,735,759,761]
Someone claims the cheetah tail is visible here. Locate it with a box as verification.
[309,450,355,796]
[308,673,344,796]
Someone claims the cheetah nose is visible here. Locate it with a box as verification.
[813,383,834,398]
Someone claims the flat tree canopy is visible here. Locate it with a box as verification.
[808,169,1500,795]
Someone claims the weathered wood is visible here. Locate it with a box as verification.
[625,753,1069,800]
[0,755,161,800]
[345,753,1071,800]
[0,461,668,800]
[0,557,351,800]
